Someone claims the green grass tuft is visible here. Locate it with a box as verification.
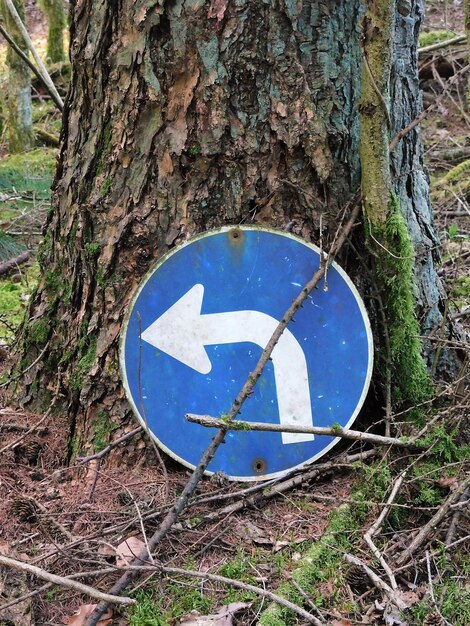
[0,230,26,262]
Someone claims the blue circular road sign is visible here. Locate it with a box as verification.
[120,226,373,481]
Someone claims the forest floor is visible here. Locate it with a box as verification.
[0,3,469,626]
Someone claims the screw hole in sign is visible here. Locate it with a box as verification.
[253,458,267,474]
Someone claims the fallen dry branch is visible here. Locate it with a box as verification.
[0,582,51,613]
[3,562,323,624]
[76,427,143,464]
[446,484,470,545]
[0,251,30,276]
[0,410,51,454]
[0,23,62,112]
[286,574,326,625]
[396,475,470,567]
[394,533,470,575]
[389,63,470,152]
[418,34,467,55]
[186,414,424,448]
[199,448,378,524]
[344,554,407,610]
[364,471,407,591]
[160,565,320,624]
[0,554,135,606]
[2,0,64,111]
[83,201,362,626]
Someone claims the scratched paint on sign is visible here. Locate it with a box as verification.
[120,226,373,481]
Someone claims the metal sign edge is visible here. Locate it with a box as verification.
[119,225,374,482]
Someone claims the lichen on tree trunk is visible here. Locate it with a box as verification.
[10,0,449,455]
[0,0,34,153]
[37,0,66,64]
[359,0,433,403]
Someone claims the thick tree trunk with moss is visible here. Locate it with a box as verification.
[0,0,34,153]
[11,0,450,456]
[37,0,66,64]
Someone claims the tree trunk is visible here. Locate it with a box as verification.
[0,0,34,153]
[37,0,66,64]
[10,0,451,456]
[465,0,470,105]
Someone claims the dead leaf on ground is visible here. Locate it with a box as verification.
[116,536,146,566]
[437,476,458,490]
[178,601,251,626]
[97,543,116,557]
[331,620,352,626]
[273,540,289,552]
[239,520,272,545]
[65,604,112,626]
[398,589,421,607]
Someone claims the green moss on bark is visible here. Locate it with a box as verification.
[37,0,66,64]
[368,195,431,404]
[359,0,431,406]
[0,0,35,152]
[92,410,112,452]
[71,336,97,392]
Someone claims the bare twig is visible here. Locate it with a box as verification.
[0,554,135,606]
[389,63,470,151]
[185,415,423,449]
[0,251,30,276]
[2,0,64,111]
[134,500,155,566]
[432,62,470,126]
[199,449,379,524]
[364,471,406,591]
[0,410,50,454]
[76,427,143,464]
[84,201,363,626]
[0,582,52,612]
[286,575,326,625]
[418,34,466,55]
[161,565,320,623]
[0,421,47,434]
[85,458,101,502]
[32,498,74,542]
[445,485,470,545]
[0,23,63,113]
[426,552,453,626]
[396,475,470,566]
[394,533,470,575]
[3,562,322,623]
[343,554,407,610]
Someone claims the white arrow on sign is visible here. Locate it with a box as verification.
[141,284,314,445]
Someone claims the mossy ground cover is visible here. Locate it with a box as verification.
[0,148,55,344]
[0,265,38,343]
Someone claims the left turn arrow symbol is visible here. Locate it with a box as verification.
[141,284,314,444]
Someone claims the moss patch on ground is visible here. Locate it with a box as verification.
[419,30,461,47]
[0,264,38,343]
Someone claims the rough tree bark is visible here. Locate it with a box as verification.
[0,0,34,153]
[11,0,453,456]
